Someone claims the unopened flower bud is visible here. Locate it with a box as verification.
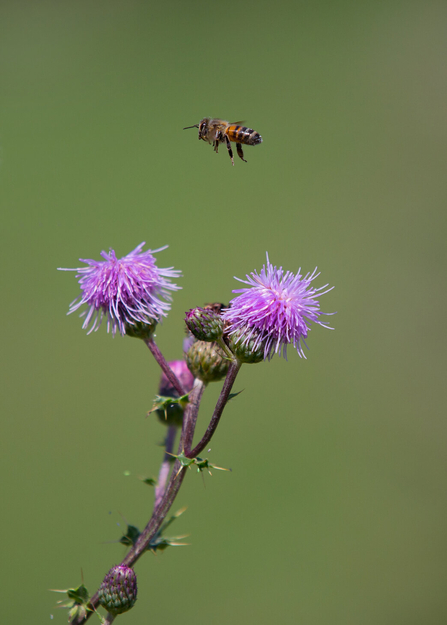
[226,327,265,364]
[98,565,137,615]
[185,340,229,384]
[185,307,224,342]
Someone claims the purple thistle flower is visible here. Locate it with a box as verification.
[58,243,181,336]
[222,253,334,360]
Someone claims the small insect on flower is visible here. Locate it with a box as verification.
[183,118,262,165]
[222,254,335,360]
[58,243,181,337]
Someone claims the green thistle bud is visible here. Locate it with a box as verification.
[125,318,158,340]
[98,565,137,615]
[226,327,265,364]
[185,340,229,384]
[185,307,224,342]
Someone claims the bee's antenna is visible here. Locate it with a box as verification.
[183,124,199,130]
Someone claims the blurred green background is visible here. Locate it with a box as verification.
[1,0,446,623]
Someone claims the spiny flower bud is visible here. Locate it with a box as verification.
[185,340,229,384]
[98,565,137,615]
[185,307,224,342]
[226,326,265,364]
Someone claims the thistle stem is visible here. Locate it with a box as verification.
[187,360,242,458]
[69,361,242,624]
[144,337,186,396]
[216,337,237,362]
[154,425,177,509]
[180,378,205,452]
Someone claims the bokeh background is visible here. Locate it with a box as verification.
[1,1,446,623]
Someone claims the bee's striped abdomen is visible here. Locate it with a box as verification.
[226,125,262,146]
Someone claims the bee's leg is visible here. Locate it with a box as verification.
[225,135,235,166]
[236,143,247,162]
[213,140,219,154]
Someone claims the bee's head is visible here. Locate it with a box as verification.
[183,118,210,141]
[198,118,210,141]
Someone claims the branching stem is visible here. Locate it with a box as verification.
[187,361,241,457]
[69,352,242,625]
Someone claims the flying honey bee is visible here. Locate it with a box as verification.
[183,118,262,165]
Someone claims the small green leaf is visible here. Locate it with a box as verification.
[147,394,190,418]
[194,456,231,475]
[172,506,187,518]
[228,390,243,401]
[148,534,189,553]
[50,584,92,620]
[140,476,157,487]
[67,585,90,604]
[148,507,188,553]
[169,452,230,476]
[119,524,141,547]
[159,506,187,534]
[169,451,195,468]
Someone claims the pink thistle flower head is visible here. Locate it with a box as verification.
[58,243,181,336]
[222,253,334,360]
